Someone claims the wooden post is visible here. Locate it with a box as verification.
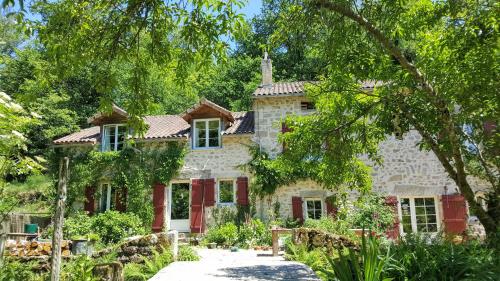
[272,228,279,256]
[51,157,69,281]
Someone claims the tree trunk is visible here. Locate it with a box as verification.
[51,157,69,281]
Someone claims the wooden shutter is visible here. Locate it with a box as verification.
[442,194,467,235]
[191,179,204,233]
[385,196,400,239]
[152,183,166,233]
[115,187,127,212]
[204,178,215,207]
[236,177,249,206]
[325,199,337,218]
[281,122,292,151]
[84,186,96,215]
[292,196,304,223]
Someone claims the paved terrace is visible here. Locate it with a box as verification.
[149,248,320,281]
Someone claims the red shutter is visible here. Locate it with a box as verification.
[442,194,468,235]
[281,122,292,151]
[84,186,96,215]
[292,196,304,223]
[115,187,127,212]
[326,200,337,218]
[236,177,249,206]
[385,196,400,239]
[191,179,204,233]
[152,183,166,233]
[204,178,215,207]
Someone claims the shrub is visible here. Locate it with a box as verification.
[63,211,94,239]
[60,255,97,281]
[0,259,38,281]
[90,211,145,244]
[178,246,200,261]
[303,216,356,239]
[348,193,395,235]
[211,206,237,228]
[237,218,271,247]
[285,242,328,279]
[386,234,500,280]
[205,222,238,247]
[124,247,173,281]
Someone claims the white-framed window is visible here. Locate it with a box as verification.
[305,198,323,220]
[102,124,127,151]
[193,118,221,149]
[98,183,116,212]
[399,197,439,234]
[217,179,236,205]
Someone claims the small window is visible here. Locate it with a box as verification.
[400,197,438,233]
[102,125,127,151]
[305,199,323,220]
[301,102,315,111]
[98,183,116,212]
[193,119,221,149]
[218,180,235,204]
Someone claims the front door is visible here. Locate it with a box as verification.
[169,183,190,232]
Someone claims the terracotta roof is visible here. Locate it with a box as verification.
[252,80,380,97]
[53,112,254,145]
[181,98,234,123]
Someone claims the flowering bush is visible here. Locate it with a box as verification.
[348,193,395,235]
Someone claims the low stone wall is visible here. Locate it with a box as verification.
[93,232,171,264]
[292,228,358,252]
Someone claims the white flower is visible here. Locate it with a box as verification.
[11,130,26,140]
[0,113,5,118]
[9,102,23,111]
[31,111,42,119]
[0,92,12,101]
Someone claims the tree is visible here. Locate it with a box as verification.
[272,0,499,237]
[30,0,246,131]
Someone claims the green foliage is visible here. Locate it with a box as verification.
[91,211,144,245]
[386,234,500,281]
[61,211,93,240]
[123,247,173,281]
[178,246,200,261]
[204,222,239,247]
[321,236,392,281]
[210,206,237,228]
[237,218,272,247]
[60,255,97,281]
[0,259,39,281]
[285,242,329,279]
[303,216,356,239]
[51,142,186,226]
[2,174,52,213]
[349,194,396,235]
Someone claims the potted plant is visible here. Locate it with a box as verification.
[71,233,99,256]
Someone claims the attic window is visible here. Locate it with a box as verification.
[193,118,221,149]
[102,124,127,151]
[301,102,315,111]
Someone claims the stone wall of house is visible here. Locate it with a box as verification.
[252,96,490,222]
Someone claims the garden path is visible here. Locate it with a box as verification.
[149,248,320,281]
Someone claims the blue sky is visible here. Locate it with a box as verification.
[240,0,263,19]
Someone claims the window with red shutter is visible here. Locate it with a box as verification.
[84,186,96,215]
[292,196,304,223]
[325,198,337,218]
[115,187,127,212]
[236,177,249,206]
[191,179,204,233]
[385,196,400,239]
[152,183,166,233]
[441,194,467,235]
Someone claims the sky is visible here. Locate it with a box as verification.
[240,0,263,19]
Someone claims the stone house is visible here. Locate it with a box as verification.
[53,55,483,237]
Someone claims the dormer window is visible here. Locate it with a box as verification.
[102,124,127,151]
[193,118,221,149]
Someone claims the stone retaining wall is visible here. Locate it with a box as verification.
[292,228,358,252]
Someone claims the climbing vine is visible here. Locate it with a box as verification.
[50,141,186,227]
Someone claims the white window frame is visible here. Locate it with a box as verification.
[99,182,113,212]
[398,196,440,235]
[102,124,127,152]
[192,118,221,149]
[217,179,236,205]
[304,198,323,220]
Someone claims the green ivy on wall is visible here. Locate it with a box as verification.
[50,141,186,228]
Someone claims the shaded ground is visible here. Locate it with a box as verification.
[149,248,320,281]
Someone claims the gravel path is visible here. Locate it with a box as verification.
[149,248,320,281]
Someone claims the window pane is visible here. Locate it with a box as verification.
[428,224,437,232]
[417,223,427,232]
[99,184,109,212]
[424,198,435,206]
[426,206,436,214]
[103,127,114,151]
[116,126,127,151]
[416,216,427,224]
[110,187,116,210]
[195,121,206,148]
[415,198,425,206]
[219,181,234,203]
[306,201,314,209]
[314,201,321,209]
[208,120,220,147]
[415,206,425,215]
[427,215,436,223]
[171,183,189,220]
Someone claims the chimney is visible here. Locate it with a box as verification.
[261,52,272,86]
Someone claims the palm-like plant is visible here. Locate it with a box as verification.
[321,234,393,281]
